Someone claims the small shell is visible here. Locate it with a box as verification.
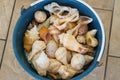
[86,30,98,47]
[55,47,68,65]
[37,17,50,31]
[28,40,46,61]
[84,55,94,65]
[34,11,47,23]
[77,35,86,44]
[24,26,39,52]
[39,26,51,43]
[89,29,97,36]
[32,51,49,76]
[46,40,58,58]
[48,59,62,73]
[71,53,85,70]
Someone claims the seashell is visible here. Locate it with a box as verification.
[89,29,97,36]
[65,22,77,30]
[55,47,68,65]
[44,2,61,14]
[48,59,62,73]
[67,23,81,37]
[78,25,88,35]
[86,30,98,47]
[71,53,85,70]
[84,55,94,65]
[58,65,77,79]
[32,51,49,76]
[39,26,51,43]
[37,17,50,31]
[49,26,60,35]
[58,33,88,54]
[77,35,86,44]
[34,11,47,23]
[28,40,46,61]
[49,14,59,24]
[46,40,58,58]
[78,16,93,25]
[24,26,39,52]
[56,6,71,19]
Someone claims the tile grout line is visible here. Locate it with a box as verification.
[103,0,116,80]
[0,0,16,69]
[108,55,120,58]
[93,7,113,11]
[0,39,6,41]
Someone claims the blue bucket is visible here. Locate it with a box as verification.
[13,0,106,80]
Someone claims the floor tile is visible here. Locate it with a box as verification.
[0,0,15,39]
[0,0,34,80]
[82,9,112,80]
[105,57,120,80]
[109,0,120,57]
[0,40,5,61]
[84,0,114,10]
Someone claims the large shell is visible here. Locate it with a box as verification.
[28,40,46,61]
[58,33,88,54]
[48,59,62,73]
[86,29,98,47]
[24,26,39,52]
[71,53,85,70]
[55,47,68,65]
[46,40,58,58]
[32,51,49,76]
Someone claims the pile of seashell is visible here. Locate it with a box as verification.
[23,2,98,79]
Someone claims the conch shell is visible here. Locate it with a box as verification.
[46,40,58,58]
[58,65,77,79]
[28,40,46,61]
[55,47,68,65]
[24,26,39,52]
[32,51,49,76]
[48,59,62,73]
[59,33,88,54]
[86,29,98,47]
[71,53,85,70]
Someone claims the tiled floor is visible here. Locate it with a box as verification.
[0,0,120,80]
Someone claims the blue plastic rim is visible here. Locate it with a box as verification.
[13,0,105,80]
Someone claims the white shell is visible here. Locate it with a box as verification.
[77,35,86,44]
[71,53,85,70]
[48,59,62,73]
[59,33,88,54]
[32,51,49,76]
[84,55,94,65]
[28,40,46,61]
[55,47,68,65]
[89,29,97,36]
[46,40,58,58]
